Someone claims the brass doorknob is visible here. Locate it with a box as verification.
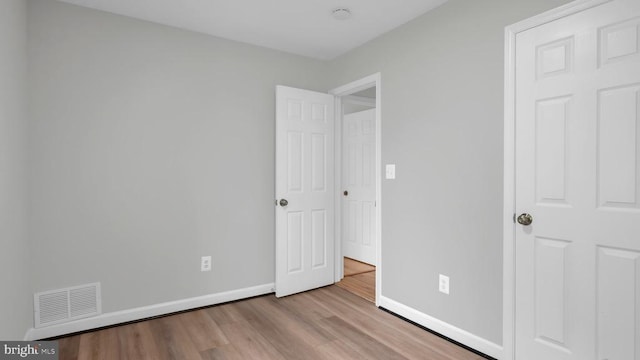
[517,213,533,226]
[279,199,288,207]
[343,190,348,196]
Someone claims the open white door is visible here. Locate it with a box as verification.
[513,0,640,358]
[342,109,376,265]
[275,85,335,297]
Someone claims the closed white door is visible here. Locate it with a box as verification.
[275,86,334,298]
[342,108,376,265]
[514,0,640,359]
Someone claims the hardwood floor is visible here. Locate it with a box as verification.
[56,286,488,359]
[336,271,375,303]
[336,257,376,302]
[342,257,375,277]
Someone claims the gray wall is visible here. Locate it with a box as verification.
[28,0,328,314]
[13,0,575,345]
[328,0,570,344]
[0,0,30,340]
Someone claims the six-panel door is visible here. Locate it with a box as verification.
[514,0,640,359]
[342,108,377,265]
[275,86,335,298]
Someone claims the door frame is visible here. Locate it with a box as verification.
[330,73,382,306]
[502,1,610,359]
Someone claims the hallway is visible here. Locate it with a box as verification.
[336,257,375,303]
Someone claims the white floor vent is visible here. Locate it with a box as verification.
[34,282,101,328]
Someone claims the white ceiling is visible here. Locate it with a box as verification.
[57,0,448,60]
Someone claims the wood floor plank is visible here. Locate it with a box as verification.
[258,295,336,346]
[175,309,228,352]
[232,299,329,360]
[218,321,285,360]
[336,271,375,302]
[199,343,245,360]
[315,339,368,360]
[56,285,490,360]
[204,302,247,326]
[77,327,121,360]
[343,257,375,276]
[309,289,435,353]
[58,334,80,360]
[116,321,165,360]
[312,286,482,360]
[268,290,335,322]
[317,316,407,360]
[147,316,203,360]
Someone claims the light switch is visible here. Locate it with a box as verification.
[385,164,396,179]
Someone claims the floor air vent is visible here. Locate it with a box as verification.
[34,282,101,328]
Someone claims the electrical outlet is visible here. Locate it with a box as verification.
[385,164,396,179]
[201,256,212,272]
[439,274,450,295]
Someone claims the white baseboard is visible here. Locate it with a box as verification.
[378,295,503,360]
[24,283,274,341]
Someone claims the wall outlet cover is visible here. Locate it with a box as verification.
[385,164,396,179]
[439,274,450,295]
[201,256,212,272]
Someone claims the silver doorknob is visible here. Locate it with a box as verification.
[279,199,288,207]
[517,213,533,226]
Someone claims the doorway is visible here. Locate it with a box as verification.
[337,89,376,302]
[341,98,376,265]
[336,257,375,302]
[274,74,381,303]
[330,74,381,305]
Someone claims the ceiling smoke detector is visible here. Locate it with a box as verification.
[332,8,352,20]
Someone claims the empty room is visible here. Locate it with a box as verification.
[1,0,638,359]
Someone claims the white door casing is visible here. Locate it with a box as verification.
[275,86,335,298]
[342,109,377,265]
[329,73,382,305]
[507,0,640,359]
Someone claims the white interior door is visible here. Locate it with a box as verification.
[275,85,334,298]
[514,0,640,359]
[342,108,376,265]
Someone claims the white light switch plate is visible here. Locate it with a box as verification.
[385,164,396,179]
